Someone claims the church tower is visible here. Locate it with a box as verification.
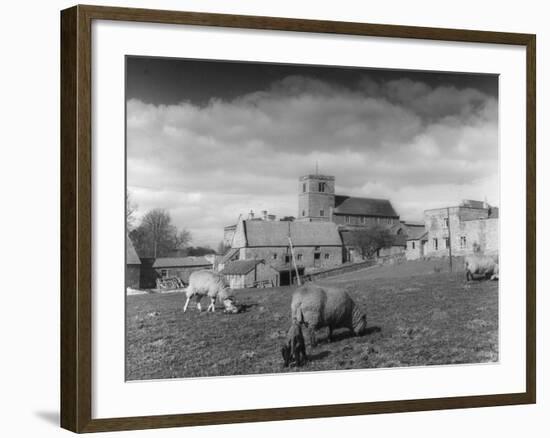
[297,174,335,222]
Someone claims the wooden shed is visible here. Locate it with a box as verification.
[220,259,279,289]
[152,256,212,285]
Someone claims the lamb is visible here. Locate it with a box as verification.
[464,254,499,281]
[183,270,231,313]
[281,319,307,367]
[291,284,367,346]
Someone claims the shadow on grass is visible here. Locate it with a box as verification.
[326,325,382,343]
[307,350,330,361]
[365,325,382,335]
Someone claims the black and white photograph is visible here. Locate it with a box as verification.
[125,56,499,381]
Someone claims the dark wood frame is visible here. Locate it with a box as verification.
[61,4,536,433]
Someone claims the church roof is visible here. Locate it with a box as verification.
[243,220,342,247]
[333,196,399,218]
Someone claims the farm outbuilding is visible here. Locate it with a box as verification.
[126,236,141,289]
[220,259,280,289]
[406,229,428,260]
[230,220,343,274]
[152,256,213,285]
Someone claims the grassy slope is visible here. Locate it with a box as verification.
[126,259,498,380]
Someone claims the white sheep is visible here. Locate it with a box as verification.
[464,254,499,281]
[291,284,367,346]
[183,270,230,313]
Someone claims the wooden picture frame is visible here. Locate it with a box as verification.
[60,4,536,433]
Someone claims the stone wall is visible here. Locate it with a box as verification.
[424,206,497,257]
[241,245,342,271]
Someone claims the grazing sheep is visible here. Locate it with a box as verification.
[464,254,499,281]
[291,284,367,346]
[183,270,230,313]
[281,319,307,367]
[222,296,241,314]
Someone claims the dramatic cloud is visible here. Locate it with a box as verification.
[127,75,498,247]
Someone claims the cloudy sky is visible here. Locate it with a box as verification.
[126,56,499,249]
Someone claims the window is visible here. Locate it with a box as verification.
[302,183,306,193]
[314,246,320,251]
[273,253,278,260]
[302,210,306,216]
[161,269,167,278]
[314,253,320,260]
[284,255,290,263]
[412,242,416,249]
[460,236,467,249]
[320,209,324,217]
[297,254,303,261]
[324,253,330,260]
[346,216,351,224]
[318,182,326,192]
[443,218,449,228]
[433,238,438,250]
[445,237,450,248]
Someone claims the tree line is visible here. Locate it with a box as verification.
[127,192,216,258]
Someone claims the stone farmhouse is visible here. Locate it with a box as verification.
[223,219,343,285]
[421,200,499,258]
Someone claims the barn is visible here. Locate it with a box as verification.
[230,220,343,277]
[152,256,213,285]
[126,236,141,289]
[220,259,280,289]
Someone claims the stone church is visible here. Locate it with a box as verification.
[297,173,400,227]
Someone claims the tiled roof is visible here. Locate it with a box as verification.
[152,256,212,268]
[333,196,399,218]
[243,221,342,247]
[220,259,264,275]
[406,227,428,240]
[126,236,141,265]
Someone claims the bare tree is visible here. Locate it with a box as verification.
[126,191,138,231]
[345,226,394,259]
[130,208,191,258]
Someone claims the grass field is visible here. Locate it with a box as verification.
[126,259,498,380]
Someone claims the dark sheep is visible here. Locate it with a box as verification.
[281,319,307,367]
